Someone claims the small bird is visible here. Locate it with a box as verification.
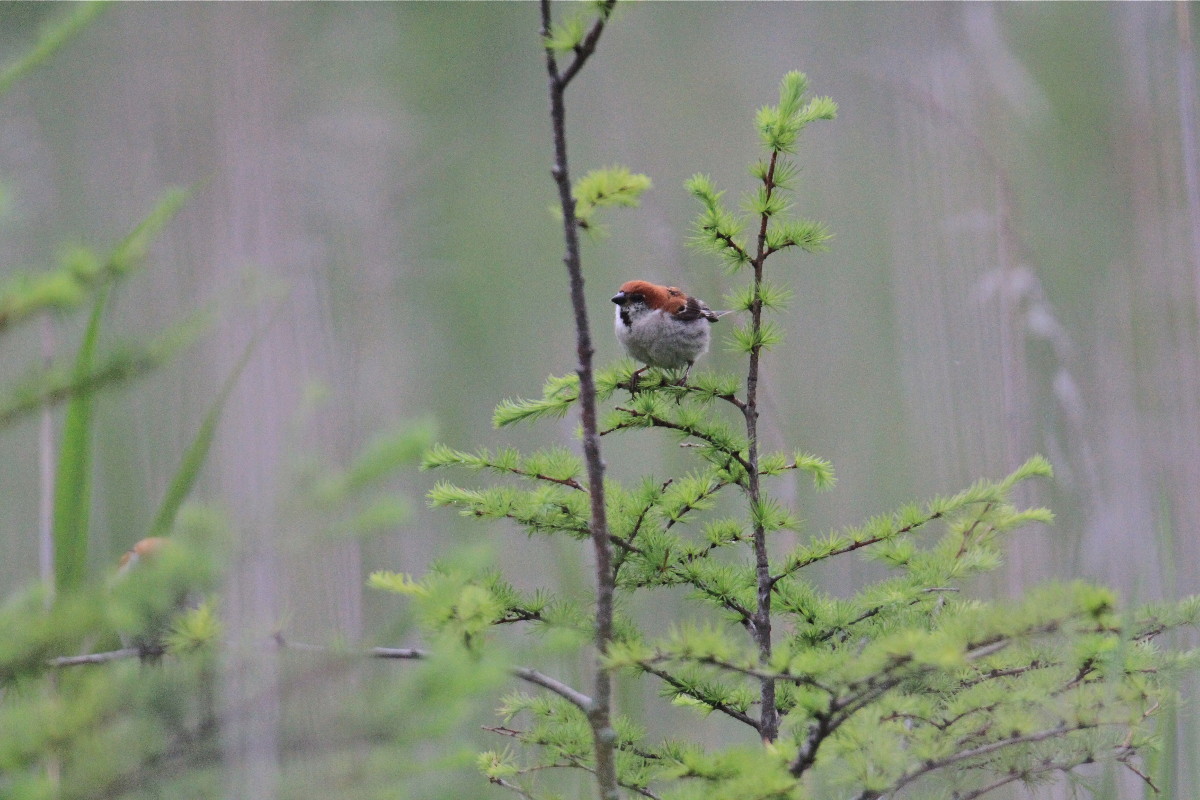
[118,537,169,574]
[114,537,197,659]
[612,280,726,385]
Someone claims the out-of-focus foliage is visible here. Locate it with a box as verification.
[0,523,223,800]
[0,8,490,800]
[0,1,104,97]
[0,188,189,338]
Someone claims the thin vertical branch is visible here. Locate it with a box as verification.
[38,312,61,793]
[747,149,780,742]
[539,2,619,798]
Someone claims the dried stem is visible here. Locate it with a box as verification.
[375,645,597,712]
[49,648,142,666]
[55,639,600,721]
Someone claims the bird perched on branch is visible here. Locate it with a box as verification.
[612,280,727,385]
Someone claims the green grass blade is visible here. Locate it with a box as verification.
[0,2,107,98]
[44,187,193,591]
[146,317,266,540]
[105,186,192,275]
[51,284,108,593]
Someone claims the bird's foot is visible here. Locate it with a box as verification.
[622,366,649,395]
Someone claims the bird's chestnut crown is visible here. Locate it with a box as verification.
[612,280,688,314]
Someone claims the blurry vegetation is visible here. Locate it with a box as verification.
[0,8,479,800]
[0,7,220,799]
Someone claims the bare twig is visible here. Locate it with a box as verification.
[512,666,595,711]
[1119,751,1160,794]
[555,0,617,89]
[500,463,588,492]
[636,662,761,730]
[790,671,910,776]
[606,405,753,475]
[855,723,1086,799]
[52,639,597,716]
[772,510,945,585]
[541,1,620,796]
[612,478,671,579]
[638,650,834,696]
[488,776,541,800]
[49,648,142,666]
[369,646,428,659]
[373,645,596,711]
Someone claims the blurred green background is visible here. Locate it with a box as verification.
[1,3,1196,798]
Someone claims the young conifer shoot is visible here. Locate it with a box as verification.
[378,4,1200,799]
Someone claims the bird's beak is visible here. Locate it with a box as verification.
[611,292,627,305]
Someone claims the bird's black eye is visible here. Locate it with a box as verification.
[629,293,644,302]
